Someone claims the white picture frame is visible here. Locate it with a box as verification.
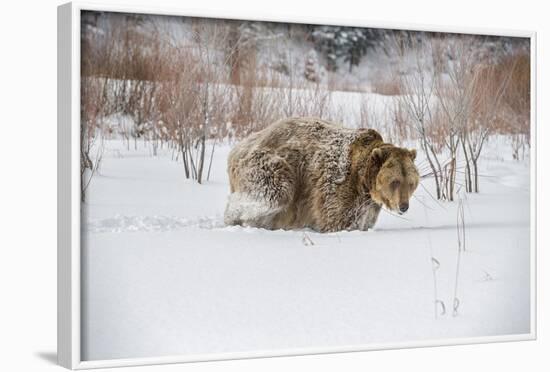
[58,1,537,369]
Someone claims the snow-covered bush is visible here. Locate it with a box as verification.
[80,11,530,190]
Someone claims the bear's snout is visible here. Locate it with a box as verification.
[399,202,409,214]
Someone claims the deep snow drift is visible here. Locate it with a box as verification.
[81,136,531,361]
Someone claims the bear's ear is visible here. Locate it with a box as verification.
[356,128,383,146]
[409,149,417,161]
[371,147,387,165]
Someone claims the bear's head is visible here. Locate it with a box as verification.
[366,146,419,214]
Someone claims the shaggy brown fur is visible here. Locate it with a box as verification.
[224,117,419,232]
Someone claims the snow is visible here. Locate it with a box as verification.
[224,191,282,226]
[81,136,531,361]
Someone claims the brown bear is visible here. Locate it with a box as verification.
[224,117,419,232]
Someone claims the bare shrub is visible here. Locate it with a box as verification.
[359,95,380,130]
[388,99,410,145]
[295,83,333,119]
[463,60,514,191]
[392,36,448,200]
[80,13,531,192]
[230,51,285,138]
[80,78,108,202]
[156,56,200,179]
[499,52,530,160]
[371,75,401,96]
[432,37,484,200]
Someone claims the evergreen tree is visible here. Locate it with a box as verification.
[312,26,384,72]
[312,26,342,72]
[304,49,321,82]
[341,28,385,72]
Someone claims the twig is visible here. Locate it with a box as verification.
[424,201,445,319]
[452,198,466,317]
[419,182,447,211]
[302,232,315,246]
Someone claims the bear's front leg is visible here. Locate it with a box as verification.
[355,202,381,231]
[363,203,382,230]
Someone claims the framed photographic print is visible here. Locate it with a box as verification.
[57,1,536,369]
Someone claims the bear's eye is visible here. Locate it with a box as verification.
[390,180,400,190]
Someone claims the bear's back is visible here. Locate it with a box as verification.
[249,117,354,152]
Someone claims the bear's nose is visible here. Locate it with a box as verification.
[399,203,409,213]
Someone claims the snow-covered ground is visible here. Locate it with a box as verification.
[81,136,531,361]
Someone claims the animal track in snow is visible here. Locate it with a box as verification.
[86,215,225,233]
